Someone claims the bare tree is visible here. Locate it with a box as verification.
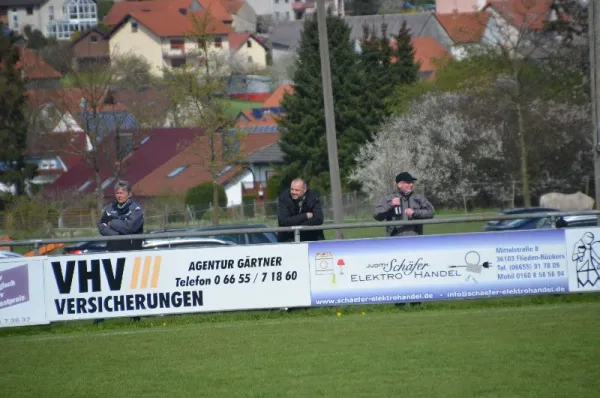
[27,51,163,212]
[436,0,586,206]
[162,11,245,225]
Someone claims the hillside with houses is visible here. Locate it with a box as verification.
[0,0,592,229]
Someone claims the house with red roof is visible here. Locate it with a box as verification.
[17,47,63,89]
[229,32,269,70]
[106,1,234,74]
[44,128,203,203]
[435,1,559,58]
[133,131,281,205]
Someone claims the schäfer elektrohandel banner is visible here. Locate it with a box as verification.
[308,229,570,306]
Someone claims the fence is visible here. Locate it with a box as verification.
[1,210,598,254]
[0,178,594,231]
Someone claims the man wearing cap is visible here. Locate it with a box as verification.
[373,172,435,236]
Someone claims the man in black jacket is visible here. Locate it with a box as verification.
[95,180,144,323]
[277,178,325,242]
[98,180,144,252]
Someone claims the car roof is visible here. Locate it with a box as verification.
[562,214,597,222]
[148,224,272,234]
[142,237,236,247]
[499,207,559,215]
[0,251,24,258]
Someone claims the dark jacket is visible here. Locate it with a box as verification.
[277,189,325,242]
[373,191,435,236]
[97,199,144,252]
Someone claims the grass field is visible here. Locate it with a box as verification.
[227,99,264,116]
[2,295,599,397]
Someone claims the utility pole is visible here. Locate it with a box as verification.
[589,0,600,222]
[316,0,344,239]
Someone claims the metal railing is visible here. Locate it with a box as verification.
[2,210,599,256]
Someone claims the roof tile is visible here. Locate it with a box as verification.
[436,12,489,43]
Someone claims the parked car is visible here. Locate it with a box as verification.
[148,224,278,245]
[0,251,24,259]
[63,241,108,255]
[142,237,236,250]
[555,214,599,229]
[483,207,560,232]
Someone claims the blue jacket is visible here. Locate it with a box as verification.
[97,199,144,252]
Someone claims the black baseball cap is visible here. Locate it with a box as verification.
[396,172,417,183]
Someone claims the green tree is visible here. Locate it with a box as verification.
[0,36,36,195]
[359,22,393,128]
[360,20,420,127]
[162,11,244,225]
[389,21,419,88]
[278,12,371,192]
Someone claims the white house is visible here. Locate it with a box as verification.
[1,0,98,40]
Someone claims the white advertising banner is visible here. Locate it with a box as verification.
[0,258,48,328]
[308,229,570,306]
[44,244,311,321]
[565,227,600,292]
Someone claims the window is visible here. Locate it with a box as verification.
[170,39,184,50]
[101,177,115,189]
[275,12,280,21]
[247,56,253,63]
[12,10,18,29]
[167,165,188,177]
[286,11,290,20]
[214,37,222,48]
[26,7,33,15]
[247,40,252,48]
[131,21,138,33]
[49,6,54,21]
[197,38,206,48]
[90,35,98,42]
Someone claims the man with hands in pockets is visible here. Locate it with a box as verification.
[373,172,435,236]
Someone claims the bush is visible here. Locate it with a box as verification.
[4,196,59,238]
[266,174,282,200]
[185,182,227,210]
[242,194,257,218]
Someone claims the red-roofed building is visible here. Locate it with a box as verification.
[134,131,281,205]
[107,2,236,74]
[409,37,452,79]
[44,128,203,202]
[228,32,269,69]
[263,83,293,108]
[16,47,62,89]
[104,0,256,32]
[435,1,558,58]
[221,0,258,33]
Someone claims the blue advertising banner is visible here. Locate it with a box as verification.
[308,229,570,306]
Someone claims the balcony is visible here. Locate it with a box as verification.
[162,47,186,58]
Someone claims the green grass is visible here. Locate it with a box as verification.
[2,296,599,397]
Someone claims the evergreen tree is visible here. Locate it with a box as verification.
[390,21,420,86]
[278,12,371,193]
[359,22,394,128]
[0,36,36,195]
